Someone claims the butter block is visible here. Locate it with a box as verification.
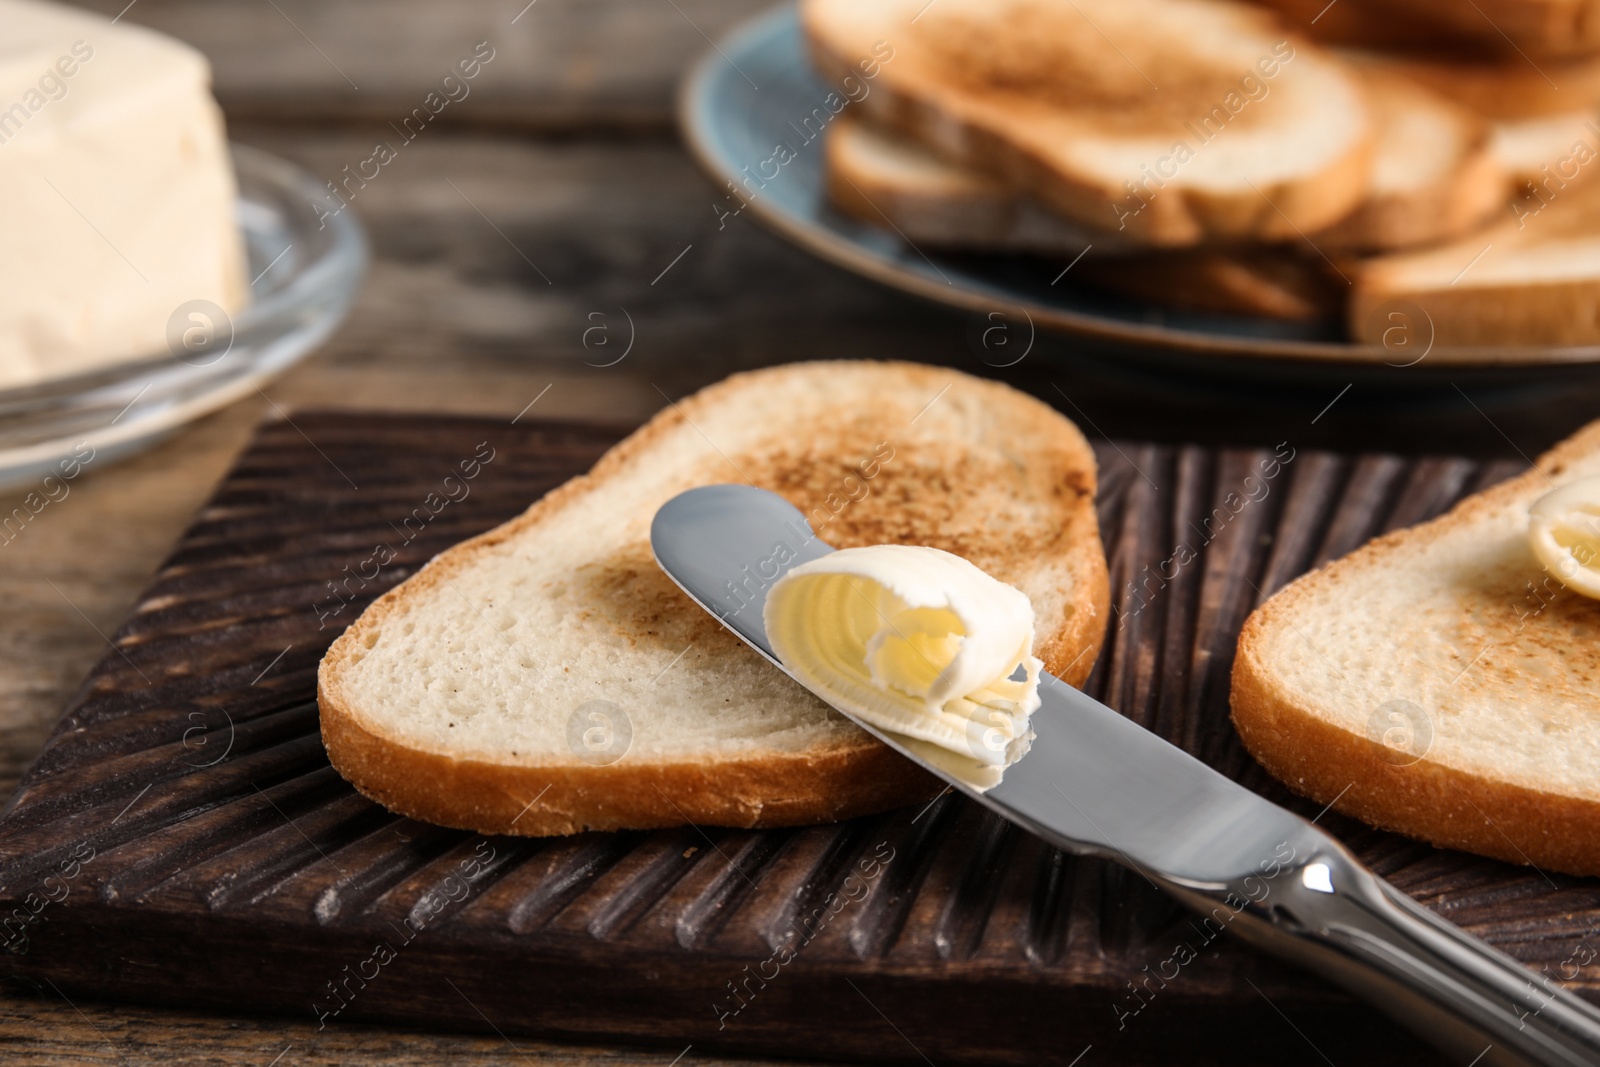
[0,0,246,389]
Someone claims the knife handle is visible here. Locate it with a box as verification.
[1168,837,1600,1067]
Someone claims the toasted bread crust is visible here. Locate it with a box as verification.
[319,677,941,835]
[321,361,1109,836]
[1232,421,1600,876]
[1351,275,1600,348]
[1349,173,1600,346]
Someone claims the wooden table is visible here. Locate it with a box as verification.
[6,2,1600,1062]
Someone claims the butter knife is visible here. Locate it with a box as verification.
[651,484,1600,1067]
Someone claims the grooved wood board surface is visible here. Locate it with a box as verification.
[1,412,1594,1067]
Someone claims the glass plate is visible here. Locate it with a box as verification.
[0,143,366,491]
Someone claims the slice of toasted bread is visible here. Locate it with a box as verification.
[1314,60,1505,252]
[1350,179,1600,346]
[1249,0,1479,52]
[1255,0,1600,59]
[1490,111,1600,194]
[1384,0,1600,59]
[1072,248,1341,320]
[828,57,1496,257]
[1232,422,1600,876]
[1388,54,1600,120]
[804,0,1373,246]
[825,114,1114,253]
[319,362,1111,836]
[825,116,1337,319]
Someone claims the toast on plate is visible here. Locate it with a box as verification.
[1389,54,1600,120]
[1072,249,1341,320]
[319,362,1111,836]
[1350,180,1600,346]
[803,0,1373,246]
[1314,60,1505,253]
[1488,111,1600,194]
[825,114,1115,254]
[1248,0,1478,52]
[1232,421,1600,876]
[1255,0,1600,59]
[828,56,1500,256]
[1384,0,1600,59]
[825,115,1336,319]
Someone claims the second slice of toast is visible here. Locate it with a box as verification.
[1233,422,1600,875]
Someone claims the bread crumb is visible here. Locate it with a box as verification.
[683,847,699,859]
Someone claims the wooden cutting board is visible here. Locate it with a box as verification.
[1,412,1594,1067]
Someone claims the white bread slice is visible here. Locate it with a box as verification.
[803,0,1373,246]
[1232,422,1600,876]
[825,115,1117,253]
[319,362,1110,836]
[1350,179,1600,346]
[1489,111,1600,194]
[1314,60,1505,253]
[825,116,1336,319]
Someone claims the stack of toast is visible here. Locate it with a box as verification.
[805,0,1600,346]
